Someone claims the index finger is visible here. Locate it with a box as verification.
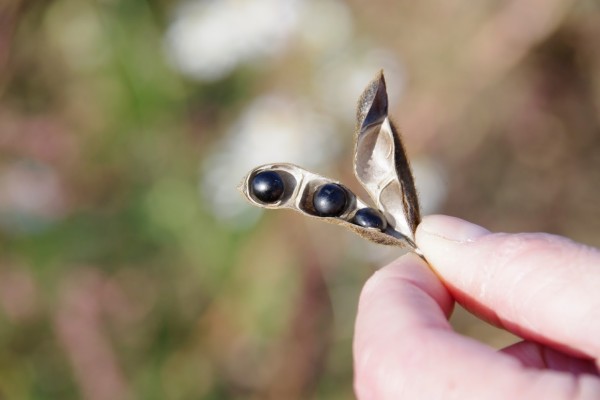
[416,215,600,362]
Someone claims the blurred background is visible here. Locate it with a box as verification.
[1,0,600,398]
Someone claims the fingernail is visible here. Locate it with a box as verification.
[417,215,490,243]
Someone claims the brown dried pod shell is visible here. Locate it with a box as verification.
[238,72,421,252]
[239,163,415,247]
[354,72,421,242]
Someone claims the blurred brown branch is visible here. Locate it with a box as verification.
[54,270,131,400]
[0,0,27,94]
[403,0,577,150]
[257,220,334,400]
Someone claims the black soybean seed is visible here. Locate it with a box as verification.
[313,183,348,217]
[251,171,285,203]
[353,208,387,231]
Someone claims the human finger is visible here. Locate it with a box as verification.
[416,215,600,362]
[354,253,600,399]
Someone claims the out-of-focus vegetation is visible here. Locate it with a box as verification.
[1,0,599,399]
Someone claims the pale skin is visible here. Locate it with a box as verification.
[354,215,600,399]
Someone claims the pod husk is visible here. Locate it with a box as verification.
[238,71,421,252]
[238,163,417,248]
[354,72,421,241]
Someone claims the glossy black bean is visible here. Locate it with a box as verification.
[353,208,387,231]
[250,171,285,203]
[313,183,348,217]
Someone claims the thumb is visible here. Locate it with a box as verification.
[415,215,600,362]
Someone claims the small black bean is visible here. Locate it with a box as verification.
[353,208,387,231]
[250,171,285,203]
[313,183,348,217]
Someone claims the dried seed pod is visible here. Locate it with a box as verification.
[238,71,422,252]
[354,72,421,241]
[238,163,415,247]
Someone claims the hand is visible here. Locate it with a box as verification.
[354,215,600,399]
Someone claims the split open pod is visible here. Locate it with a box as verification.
[238,72,422,254]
